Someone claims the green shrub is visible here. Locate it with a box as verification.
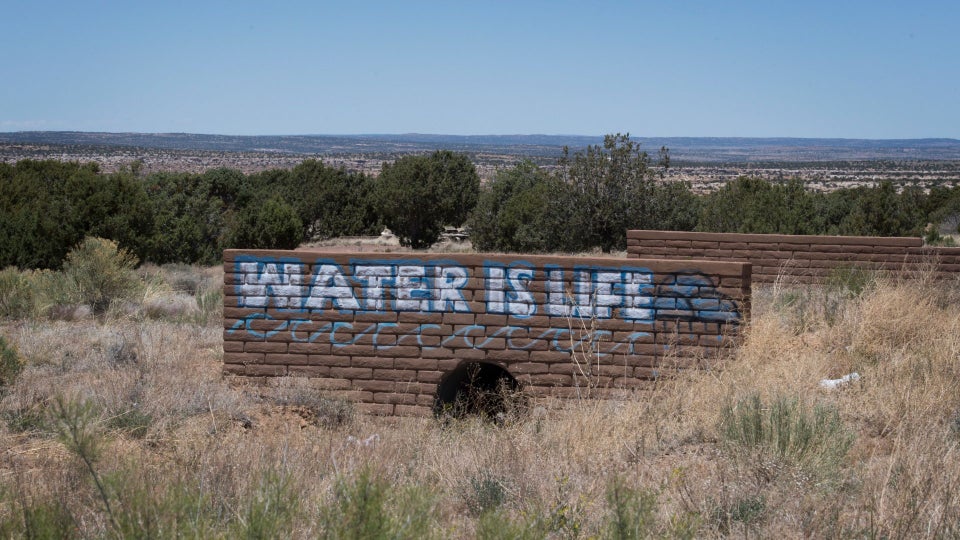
[142,168,242,266]
[374,151,480,248]
[711,495,766,535]
[195,284,224,325]
[463,471,508,517]
[0,160,151,270]
[233,471,300,540]
[719,394,853,482]
[825,265,876,299]
[318,469,436,539]
[279,160,381,241]
[62,237,141,314]
[50,396,119,533]
[476,509,547,540]
[28,269,75,318]
[95,464,224,539]
[319,469,391,539]
[0,336,23,389]
[112,476,218,539]
[107,408,153,439]
[469,162,582,253]
[603,477,659,540]
[225,196,303,250]
[560,134,661,252]
[0,495,78,539]
[4,405,46,433]
[0,267,34,319]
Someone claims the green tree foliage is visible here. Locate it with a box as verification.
[5,155,959,269]
[469,162,580,252]
[559,134,657,252]
[839,182,926,237]
[647,179,701,232]
[271,159,379,241]
[699,177,817,234]
[0,160,152,269]
[373,151,480,248]
[554,134,693,252]
[700,177,936,238]
[224,196,303,250]
[429,150,481,227]
[142,168,244,265]
[927,185,960,236]
[811,189,859,236]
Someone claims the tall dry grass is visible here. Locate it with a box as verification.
[0,264,958,537]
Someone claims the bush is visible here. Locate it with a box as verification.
[107,470,219,539]
[106,409,153,439]
[463,471,508,517]
[711,495,765,534]
[29,269,78,319]
[0,336,24,389]
[318,469,436,539]
[233,471,300,539]
[142,169,242,265]
[476,509,547,540]
[698,177,817,235]
[0,497,77,539]
[469,162,581,253]
[0,267,34,319]
[62,237,141,314]
[825,265,876,299]
[374,151,480,248]
[225,196,302,250]
[0,160,152,270]
[603,478,659,540]
[719,394,853,482]
[280,160,380,241]
[558,133,662,252]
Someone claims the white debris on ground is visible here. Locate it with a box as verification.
[820,372,861,390]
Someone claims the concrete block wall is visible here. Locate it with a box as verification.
[223,250,751,416]
[627,230,960,283]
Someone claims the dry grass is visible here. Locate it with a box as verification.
[0,265,959,538]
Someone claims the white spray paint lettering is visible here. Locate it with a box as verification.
[233,257,656,320]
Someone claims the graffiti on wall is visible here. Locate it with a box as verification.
[227,255,742,358]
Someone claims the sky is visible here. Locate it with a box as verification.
[2,1,958,138]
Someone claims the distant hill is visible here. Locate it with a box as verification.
[1,131,959,162]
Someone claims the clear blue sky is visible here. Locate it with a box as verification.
[2,1,957,138]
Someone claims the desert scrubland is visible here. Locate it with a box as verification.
[1,243,959,538]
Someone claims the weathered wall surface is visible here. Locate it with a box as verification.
[223,250,750,416]
[628,230,960,283]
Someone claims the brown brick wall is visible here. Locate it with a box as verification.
[627,230,960,283]
[223,250,751,416]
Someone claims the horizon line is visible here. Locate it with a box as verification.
[1,130,959,143]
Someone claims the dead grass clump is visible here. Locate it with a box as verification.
[259,377,356,429]
[142,293,199,320]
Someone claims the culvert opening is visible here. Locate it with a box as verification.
[433,362,525,421]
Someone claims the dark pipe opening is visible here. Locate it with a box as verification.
[433,362,524,421]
